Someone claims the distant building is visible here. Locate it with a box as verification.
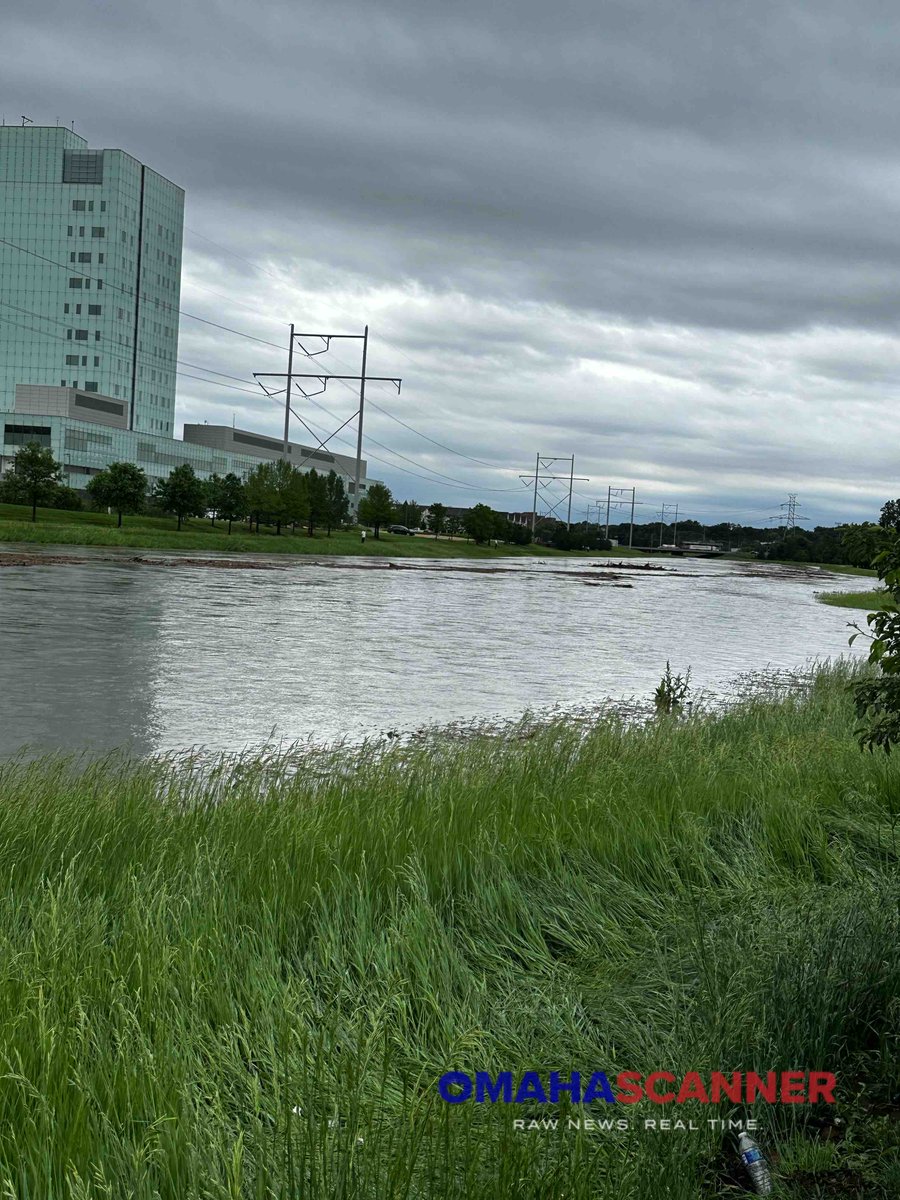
[0,124,371,498]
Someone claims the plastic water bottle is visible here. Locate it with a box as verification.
[737,1131,772,1195]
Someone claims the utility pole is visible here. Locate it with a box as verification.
[282,322,294,460]
[531,452,540,535]
[628,487,636,549]
[254,328,401,516]
[657,503,678,549]
[353,326,369,519]
[603,485,637,546]
[520,455,589,534]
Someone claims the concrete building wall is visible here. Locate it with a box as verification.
[183,424,366,493]
[15,384,128,429]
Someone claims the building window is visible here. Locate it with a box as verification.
[94,331,101,342]
[88,201,94,212]
[63,150,103,184]
[81,356,87,366]
[74,330,88,341]
[84,382,98,392]
[69,278,82,288]
[96,281,103,290]
[88,304,101,315]
[101,201,106,212]
[64,304,69,314]
[65,354,79,365]
[79,226,85,236]
[66,329,72,340]
[98,253,104,264]
[78,252,92,263]
[69,252,76,263]
[94,356,100,367]
[91,227,105,238]
[4,425,52,448]
[71,200,86,211]
[75,305,81,314]
[75,394,123,416]
[67,225,73,236]
[61,379,67,387]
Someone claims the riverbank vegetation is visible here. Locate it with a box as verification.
[818,588,894,610]
[0,666,897,1197]
[0,504,638,559]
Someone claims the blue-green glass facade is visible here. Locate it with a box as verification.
[0,125,372,497]
[0,125,182,432]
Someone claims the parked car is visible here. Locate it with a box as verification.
[388,524,414,535]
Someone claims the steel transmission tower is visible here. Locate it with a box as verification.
[519,455,589,531]
[253,325,402,514]
[602,485,637,546]
[769,494,803,533]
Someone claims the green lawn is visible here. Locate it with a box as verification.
[0,666,898,1197]
[0,503,646,559]
[818,588,895,610]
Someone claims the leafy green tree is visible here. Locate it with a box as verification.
[216,473,247,534]
[283,464,310,533]
[499,519,532,546]
[842,523,889,569]
[52,486,83,511]
[879,499,900,533]
[204,473,225,526]
[426,502,447,538]
[463,503,496,545]
[394,499,423,529]
[358,482,394,539]
[305,469,330,536]
[850,529,900,751]
[244,461,308,534]
[1,442,64,522]
[534,517,564,545]
[153,463,206,531]
[86,461,147,527]
[324,470,349,535]
[244,463,272,533]
[445,514,464,540]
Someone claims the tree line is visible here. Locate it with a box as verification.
[8,439,896,562]
[0,441,353,535]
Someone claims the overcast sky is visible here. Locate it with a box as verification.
[4,0,900,527]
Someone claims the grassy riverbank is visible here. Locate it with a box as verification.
[0,667,898,1197]
[0,503,646,559]
[818,588,895,610]
[728,554,876,576]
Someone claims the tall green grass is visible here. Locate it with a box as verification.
[818,588,896,610]
[0,666,898,1197]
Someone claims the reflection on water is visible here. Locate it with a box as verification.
[0,553,866,756]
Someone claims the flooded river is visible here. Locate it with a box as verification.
[0,549,867,756]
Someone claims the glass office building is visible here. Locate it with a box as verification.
[0,124,370,495]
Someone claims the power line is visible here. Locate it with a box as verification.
[0,236,285,352]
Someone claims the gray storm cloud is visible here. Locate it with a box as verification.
[3,0,899,523]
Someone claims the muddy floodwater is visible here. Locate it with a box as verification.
[0,547,867,756]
